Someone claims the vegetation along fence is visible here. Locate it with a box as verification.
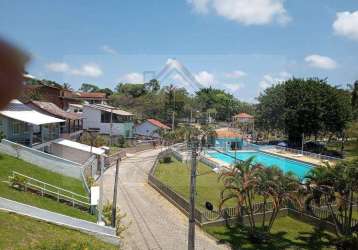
[148,151,357,230]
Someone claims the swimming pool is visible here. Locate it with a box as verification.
[207,151,313,179]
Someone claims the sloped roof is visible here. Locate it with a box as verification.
[76,92,106,98]
[215,127,241,138]
[53,139,105,155]
[234,113,254,119]
[147,119,170,129]
[27,101,81,120]
[85,104,133,116]
[0,100,64,125]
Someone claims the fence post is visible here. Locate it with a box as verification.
[42,183,45,196]
[57,190,60,202]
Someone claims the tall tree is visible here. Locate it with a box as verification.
[79,83,100,92]
[256,78,352,146]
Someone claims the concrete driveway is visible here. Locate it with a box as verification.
[102,148,229,250]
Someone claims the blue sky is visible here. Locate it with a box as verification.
[1,0,358,102]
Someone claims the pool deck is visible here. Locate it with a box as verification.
[260,148,333,166]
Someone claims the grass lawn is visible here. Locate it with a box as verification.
[155,157,264,211]
[0,211,117,250]
[326,140,358,160]
[205,216,335,250]
[0,153,96,222]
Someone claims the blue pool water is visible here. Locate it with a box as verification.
[208,151,312,179]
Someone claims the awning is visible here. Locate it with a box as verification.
[0,100,65,125]
[53,138,105,155]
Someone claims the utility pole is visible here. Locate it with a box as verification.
[110,108,113,146]
[188,140,198,250]
[111,158,120,227]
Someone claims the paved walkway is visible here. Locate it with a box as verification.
[260,148,332,166]
[102,149,229,250]
[0,197,119,245]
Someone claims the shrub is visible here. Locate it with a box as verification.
[80,132,108,147]
[161,156,172,163]
[86,176,96,188]
[102,201,128,237]
[9,175,27,191]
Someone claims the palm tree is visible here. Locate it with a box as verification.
[305,160,358,237]
[254,166,278,229]
[218,157,262,232]
[267,170,302,231]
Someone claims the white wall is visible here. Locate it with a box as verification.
[134,121,159,138]
[50,143,93,165]
[0,139,83,179]
[82,106,133,137]
[82,106,101,130]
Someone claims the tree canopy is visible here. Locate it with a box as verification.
[256,78,352,145]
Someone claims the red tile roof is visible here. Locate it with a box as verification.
[76,92,107,98]
[234,113,254,119]
[215,128,241,138]
[147,119,170,129]
[62,92,107,99]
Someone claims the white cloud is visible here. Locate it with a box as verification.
[101,45,118,55]
[120,72,144,83]
[187,0,210,13]
[305,54,337,70]
[194,71,215,86]
[224,70,247,79]
[46,62,102,77]
[188,0,290,25]
[71,64,103,77]
[224,83,245,92]
[46,62,70,73]
[259,71,291,90]
[333,11,358,41]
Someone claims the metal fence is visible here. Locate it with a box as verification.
[274,145,341,162]
[148,150,356,230]
[9,171,90,210]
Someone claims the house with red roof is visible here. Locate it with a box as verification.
[134,119,170,138]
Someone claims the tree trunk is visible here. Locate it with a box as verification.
[262,197,267,228]
[340,132,345,156]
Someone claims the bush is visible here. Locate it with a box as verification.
[80,132,107,147]
[86,176,96,188]
[9,175,27,191]
[159,156,172,163]
[102,201,128,237]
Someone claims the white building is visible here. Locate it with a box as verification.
[82,104,134,138]
[135,119,170,138]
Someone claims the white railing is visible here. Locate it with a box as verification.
[10,171,90,208]
[274,145,341,162]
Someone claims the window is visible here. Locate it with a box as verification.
[101,111,132,123]
[101,111,111,123]
[12,120,23,135]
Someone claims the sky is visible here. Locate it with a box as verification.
[1,0,358,102]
